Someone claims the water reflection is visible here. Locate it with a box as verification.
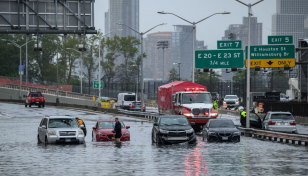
[185,141,208,176]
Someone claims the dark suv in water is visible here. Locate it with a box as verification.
[152,115,197,145]
[202,119,240,142]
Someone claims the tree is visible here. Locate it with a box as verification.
[168,67,179,82]
[83,35,98,88]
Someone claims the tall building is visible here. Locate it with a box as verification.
[105,0,139,38]
[143,32,172,81]
[172,25,196,81]
[272,0,308,48]
[221,17,263,80]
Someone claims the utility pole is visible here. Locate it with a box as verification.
[236,0,264,129]
[157,41,169,82]
[173,63,182,81]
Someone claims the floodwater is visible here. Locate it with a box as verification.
[0,102,308,176]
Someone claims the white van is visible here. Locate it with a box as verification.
[116,93,136,109]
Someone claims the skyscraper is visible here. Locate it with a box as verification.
[105,0,139,38]
[272,0,308,47]
[221,17,263,80]
[172,25,196,81]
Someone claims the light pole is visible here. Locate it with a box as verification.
[66,48,83,94]
[236,0,264,128]
[132,64,140,101]
[158,11,230,83]
[117,23,166,112]
[173,63,182,81]
[157,41,169,82]
[2,39,35,100]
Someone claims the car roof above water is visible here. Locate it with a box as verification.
[268,111,292,115]
[46,116,76,119]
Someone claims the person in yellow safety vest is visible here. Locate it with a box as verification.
[76,117,87,136]
[240,109,246,127]
[213,98,218,110]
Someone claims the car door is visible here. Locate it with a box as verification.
[38,118,44,138]
[153,117,160,141]
[262,114,270,129]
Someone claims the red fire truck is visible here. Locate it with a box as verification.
[158,81,218,132]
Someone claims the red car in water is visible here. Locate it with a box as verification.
[25,92,45,108]
[92,120,130,142]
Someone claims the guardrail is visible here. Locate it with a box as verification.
[0,83,95,100]
[237,127,308,146]
[118,109,162,120]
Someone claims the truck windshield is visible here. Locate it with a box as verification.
[225,95,237,99]
[124,95,135,101]
[182,93,212,104]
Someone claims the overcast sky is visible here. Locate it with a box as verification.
[94,0,276,49]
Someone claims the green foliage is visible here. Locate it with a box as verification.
[168,67,179,82]
[194,70,221,85]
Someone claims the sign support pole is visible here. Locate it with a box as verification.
[19,47,22,100]
[246,4,251,128]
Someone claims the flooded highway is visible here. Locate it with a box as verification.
[0,102,308,175]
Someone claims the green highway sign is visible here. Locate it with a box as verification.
[93,81,103,89]
[245,45,295,59]
[195,50,244,69]
[268,36,293,44]
[217,40,242,49]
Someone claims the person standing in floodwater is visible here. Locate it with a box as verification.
[114,117,122,142]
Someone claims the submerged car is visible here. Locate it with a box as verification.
[128,101,146,112]
[37,116,85,144]
[92,120,130,142]
[202,119,240,142]
[262,112,298,133]
[152,115,197,145]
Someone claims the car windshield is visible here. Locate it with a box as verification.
[124,95,135,101]
[160,117,189,126]
[182,93,212,104]
[271,114,293,120]
[209,120,235,128]
[48,119,79,128]
[99,121,125,129]
[225,95,237,99]
[30,93,42,97]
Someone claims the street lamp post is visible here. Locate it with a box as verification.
[158,11,230,83]
[132,64,139,101]
[236,0,264,129]
[173,63,182,81]
[66,48,83,94]
[117,23,166,112]
[157,41,169,82]
[2,39,35,100]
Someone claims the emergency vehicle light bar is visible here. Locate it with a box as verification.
[184,88,205,91]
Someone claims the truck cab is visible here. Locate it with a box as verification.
[173,89,218,132]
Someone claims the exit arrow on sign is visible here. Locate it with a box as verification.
[245,59,295,68]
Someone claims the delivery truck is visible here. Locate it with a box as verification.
[158,81,218,132]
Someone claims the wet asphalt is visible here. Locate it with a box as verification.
[0,102,308,176]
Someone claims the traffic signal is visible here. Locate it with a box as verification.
[78,44,86,51]
[203,67,209,72]
[284,65,290,70]
[231,67,237,72]
[198,69,203,74]
[255,66,260,71]
[34,44,42,51]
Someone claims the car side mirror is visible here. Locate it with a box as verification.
[92,126,96,130]
[126,126,130,129]
[41,125,46,129]
[80,125,84,128]
[153,123,158,126]
[190,122,195,126]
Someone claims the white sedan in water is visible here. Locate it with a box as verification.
[262,112,298,134]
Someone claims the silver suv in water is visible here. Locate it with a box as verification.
[37,116,85,144]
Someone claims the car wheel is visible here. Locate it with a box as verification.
[156,134,162,145]
[238,138,241,142]
[151,133,155,143]
[42,103,45,108]
[38,104,41,108]
[188,139,197,144]
[25,104,27,107]
[207,136,211,142]
[37,135,41,144]
[44,136,48,145]
[29,104,31,107]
